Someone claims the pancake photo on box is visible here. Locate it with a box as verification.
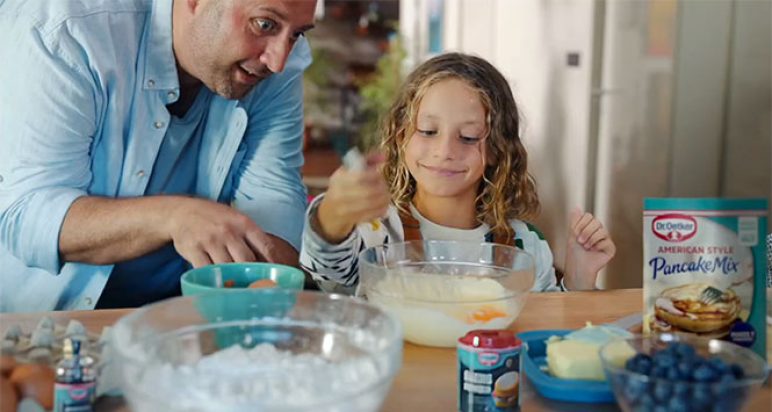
[651,283,741,337]
[491,371,519,408]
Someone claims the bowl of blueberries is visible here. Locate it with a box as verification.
[599,333,768,412]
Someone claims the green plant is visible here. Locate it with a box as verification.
[357,35,406,151]
[303,47,336,115]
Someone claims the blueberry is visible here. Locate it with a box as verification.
[668,395,689,412]
[653,405,668,412]
[730,364,745,379]
[654,353,676,369]
[719,373,736,384]
[712,376,735,398]
[692,383,713,407]
[673,381,690,396]
[693,399,711,411]
[638,393,655,409]
[626,357,639,372]
[666,366,680,380]
[708,357,729,374]
[711,396,745,412]
[653,380,672,402]
[627,353,653,373]
[692,364,719,383]
[625,356,639,370]
[674,343,696,359]
[666,342,684,352]
[624,378,648,400]
[676,361,693,381]
[661,344,677,356]
[652,365,668,378]
[637,356,653,375]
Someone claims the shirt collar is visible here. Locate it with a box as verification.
[408,203,490,239]
[141,0,179,91]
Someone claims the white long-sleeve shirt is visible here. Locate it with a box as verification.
[300,195,561,294]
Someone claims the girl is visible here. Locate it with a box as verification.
[300,53,615,292]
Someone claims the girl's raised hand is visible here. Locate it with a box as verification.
[563,207,616,290]
[315,152,390,243]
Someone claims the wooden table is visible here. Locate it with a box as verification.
[2,289,769,411]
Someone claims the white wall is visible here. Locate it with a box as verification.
[594,0,679,288]
[495,0,597,273]
[721,0,771,203]
[669,0,734,196]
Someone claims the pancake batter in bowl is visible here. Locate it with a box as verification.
[367,273,521,347]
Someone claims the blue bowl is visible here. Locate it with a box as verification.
[518,329,616,403]
[180,262,305,296]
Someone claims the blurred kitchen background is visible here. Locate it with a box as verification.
[300,0,771,289]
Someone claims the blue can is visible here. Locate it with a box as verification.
[458,330,521,412]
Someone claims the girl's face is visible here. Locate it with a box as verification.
[404,78,488,202]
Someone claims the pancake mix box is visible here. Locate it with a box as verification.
[643,198,767,359]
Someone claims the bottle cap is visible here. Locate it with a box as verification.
[62,337,82,357]
[458,329,521,349]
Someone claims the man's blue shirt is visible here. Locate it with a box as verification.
[0,0,312,311]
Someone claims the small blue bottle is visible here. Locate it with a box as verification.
[54,338,96,412]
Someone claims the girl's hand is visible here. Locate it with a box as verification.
[315,152,389,243]
[563,207,616,290]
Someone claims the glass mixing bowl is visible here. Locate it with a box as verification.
[358,240,535,347]
[109,289,402,412]
[600,333,768,412]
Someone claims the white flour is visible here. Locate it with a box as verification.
[126,343,388,412]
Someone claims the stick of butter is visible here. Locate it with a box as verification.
[546,323,635,381]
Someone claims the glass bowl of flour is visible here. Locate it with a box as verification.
[109,289,402,412]
[358,240,535,347]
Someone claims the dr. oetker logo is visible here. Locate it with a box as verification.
[652,214,697,242]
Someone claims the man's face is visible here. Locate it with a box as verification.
[182,0,316,99]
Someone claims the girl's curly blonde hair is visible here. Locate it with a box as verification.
[380,53,539,238]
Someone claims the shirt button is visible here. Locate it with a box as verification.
[154,121,165,129]
[84,297,93,306]
[147,79,155,88]
[167,91,177,100]
[136,170,146,178]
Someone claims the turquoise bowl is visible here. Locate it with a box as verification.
[180,262,305,296]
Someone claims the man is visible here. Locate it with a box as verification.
[0,0,317,311]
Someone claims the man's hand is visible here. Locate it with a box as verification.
[167,197,285,267]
